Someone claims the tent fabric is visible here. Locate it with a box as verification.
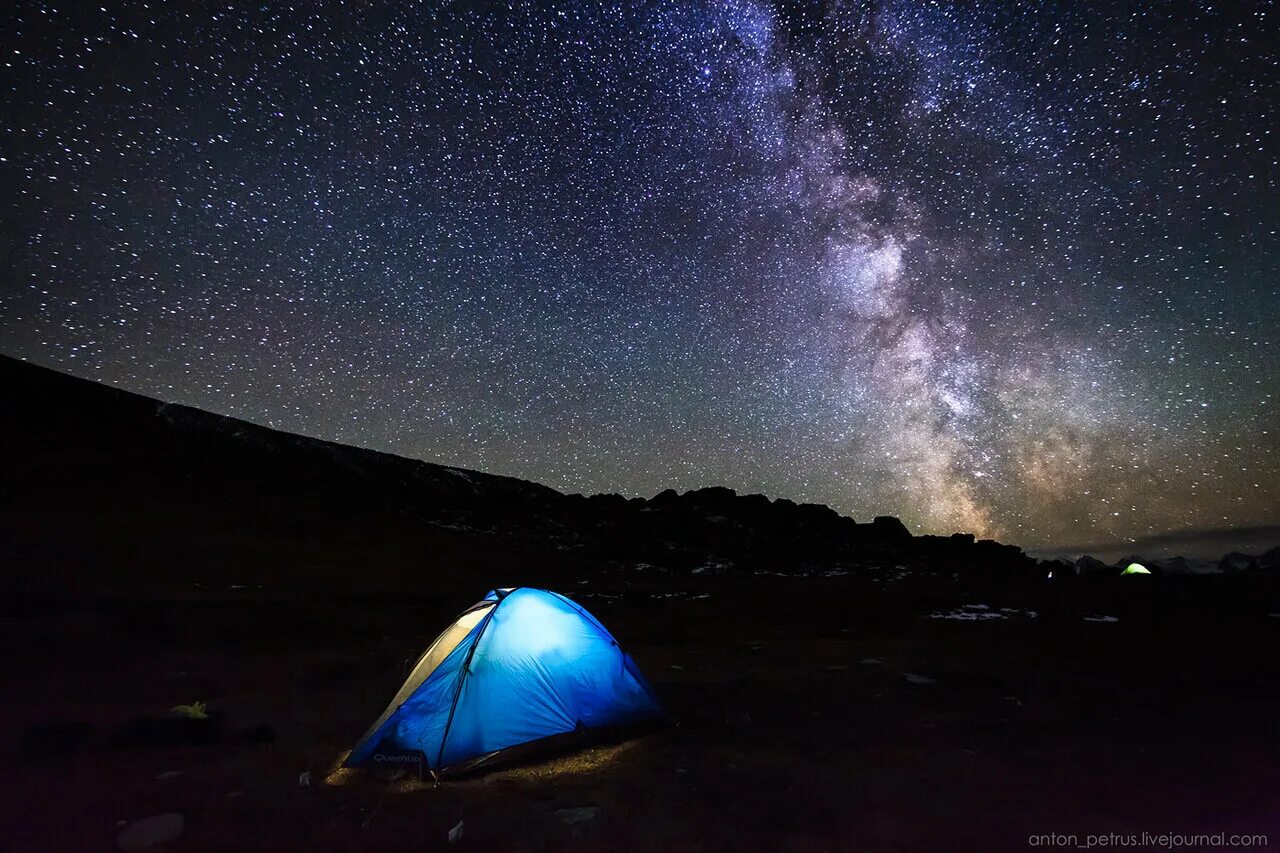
[346,600,495,760]
[1121,562,1151,575]
[345,588,663,772]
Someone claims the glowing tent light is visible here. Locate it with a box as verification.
[344,588,663,775]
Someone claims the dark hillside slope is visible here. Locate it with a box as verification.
[0,356,572,596]
[0,355,1035,598]
[0,354,564,515]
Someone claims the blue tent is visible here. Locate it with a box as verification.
[345,588,664,774]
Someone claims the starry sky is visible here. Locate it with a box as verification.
[2,1,1277,549]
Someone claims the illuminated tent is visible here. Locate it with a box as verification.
[1121,562,1151,576]
[345,588,664,775]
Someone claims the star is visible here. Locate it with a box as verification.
[1,0,1276,550]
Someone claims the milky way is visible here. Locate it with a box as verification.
[1,1,1277,548]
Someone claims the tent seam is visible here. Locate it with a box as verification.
[434,587,517,769]
[545,590,618,647]
[345,599,498,766]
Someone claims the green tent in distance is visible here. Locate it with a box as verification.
[1121,562,1151,576]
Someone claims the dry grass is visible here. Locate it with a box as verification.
[4,572,1280,851]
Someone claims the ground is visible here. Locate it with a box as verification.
[4,558,1279,852]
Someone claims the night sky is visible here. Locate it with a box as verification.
[1,2,1277,549]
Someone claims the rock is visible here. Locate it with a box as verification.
[239,724,275,744]
[585,492,628,511]
[298,770,311,787]
[797,502,842,526]
[683,486,737,506]
[109,712,223,750]
[21,719,93,759]
[870,515,912,540]
[448,819,464,844]
[1075,555,1110,574]
[650,488,680,506]
[1219,552,1257,573]
[116,813,184,851]
[153,770,188,782]
[555,806,601,826]
[1147,556,1186,574]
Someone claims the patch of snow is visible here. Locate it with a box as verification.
[1083,615,1119,623]
[930,605,1037,621]
[116,813,184,851]
[430,522,477,533]
[931,610,1006,621]
[903,673,938,685]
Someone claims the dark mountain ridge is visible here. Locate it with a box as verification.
[0,355,1034,595]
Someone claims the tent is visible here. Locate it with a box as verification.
[345,588,664,775]
[1121,562,1151,576]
